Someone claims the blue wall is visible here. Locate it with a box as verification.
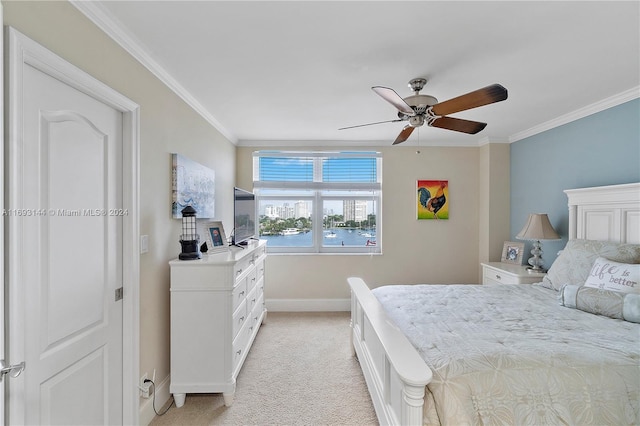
[510,98,640,267]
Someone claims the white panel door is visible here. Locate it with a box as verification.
[6,30,130,424]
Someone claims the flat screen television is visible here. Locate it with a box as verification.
[232,187,256,245]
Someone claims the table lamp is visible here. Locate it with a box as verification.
[516,213,560,272]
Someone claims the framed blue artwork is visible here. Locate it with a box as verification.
[172,153,215,218]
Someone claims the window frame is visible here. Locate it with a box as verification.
[253,151,382,254]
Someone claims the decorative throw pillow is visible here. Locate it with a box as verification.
[559,284,640,323]
[583,257,640,293]
[540,239,640,291]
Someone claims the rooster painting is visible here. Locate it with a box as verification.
[417,180,448,219]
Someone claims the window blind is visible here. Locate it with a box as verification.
[253,151,381,188]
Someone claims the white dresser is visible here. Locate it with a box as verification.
[481,262,546,286]
[169,239,267,408]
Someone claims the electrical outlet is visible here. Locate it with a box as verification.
[139,373,151,398]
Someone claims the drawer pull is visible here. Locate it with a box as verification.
[236,269,243,276]
[495,274,501,280]
[251,277,256,282]
[236,350,242,356]
[240,316,245,322]
[239,291,245,297]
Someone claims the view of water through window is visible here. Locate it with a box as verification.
[260,227,377,247]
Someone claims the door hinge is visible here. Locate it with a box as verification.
[115,287,124,301]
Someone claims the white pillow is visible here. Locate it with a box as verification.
[583,257,640,294]
[541,239,640,291]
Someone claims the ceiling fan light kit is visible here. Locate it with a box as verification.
[341,78,508,145]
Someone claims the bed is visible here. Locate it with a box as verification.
[348,182,640,425]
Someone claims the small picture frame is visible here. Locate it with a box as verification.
[501,241,525,264]
[204,221,229,253]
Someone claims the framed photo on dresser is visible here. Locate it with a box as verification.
[204,221,229,253]
[501,241,525,264]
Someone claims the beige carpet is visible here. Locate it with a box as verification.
[150,312,378,425]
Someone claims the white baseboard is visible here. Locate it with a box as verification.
[139,374,172,426]
[266,298,350,312]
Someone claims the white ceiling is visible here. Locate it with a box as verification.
[75,1,639,147]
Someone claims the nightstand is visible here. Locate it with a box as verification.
[481,262,546,285]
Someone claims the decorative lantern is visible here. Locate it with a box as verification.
[179,205,201,260]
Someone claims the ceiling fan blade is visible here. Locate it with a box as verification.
[430,84,507,116]
[392,125,415,145]
[372,86,416,116]
[430,116,487,134]
[338,118,404,130]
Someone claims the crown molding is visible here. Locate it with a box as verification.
[236,138,487,148]
[509,86,639,143]
[477,137,510,147]
[70,1,237,144]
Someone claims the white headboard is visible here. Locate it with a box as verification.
[564,182,640,243]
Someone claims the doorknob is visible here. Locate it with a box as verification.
[0,359,25,382]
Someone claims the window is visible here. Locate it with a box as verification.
[253,151,382,254]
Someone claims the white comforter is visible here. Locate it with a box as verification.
[373,284,640,426]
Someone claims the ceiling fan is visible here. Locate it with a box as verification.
[339,78,508,145]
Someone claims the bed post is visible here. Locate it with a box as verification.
[402,384,427,425]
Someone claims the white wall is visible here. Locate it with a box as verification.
[478,143,511,269]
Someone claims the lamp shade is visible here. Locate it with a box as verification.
[516,213,560,241]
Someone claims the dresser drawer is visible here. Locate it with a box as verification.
[234,256,252,282]
[483,277,502,286]
[232,324,250,373]
[246,268,258,293]
[246,285,258,314]
[255,258,265,280]
[251,292,264,324]
[253,244,267,260]
[481,262,546,285]
[232,299,247,339]
[483,268,520,285]
[232,279,247,312]
[256,278,264,305]
[254,277,264,300]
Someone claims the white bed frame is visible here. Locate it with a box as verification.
[348,182,640,426]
